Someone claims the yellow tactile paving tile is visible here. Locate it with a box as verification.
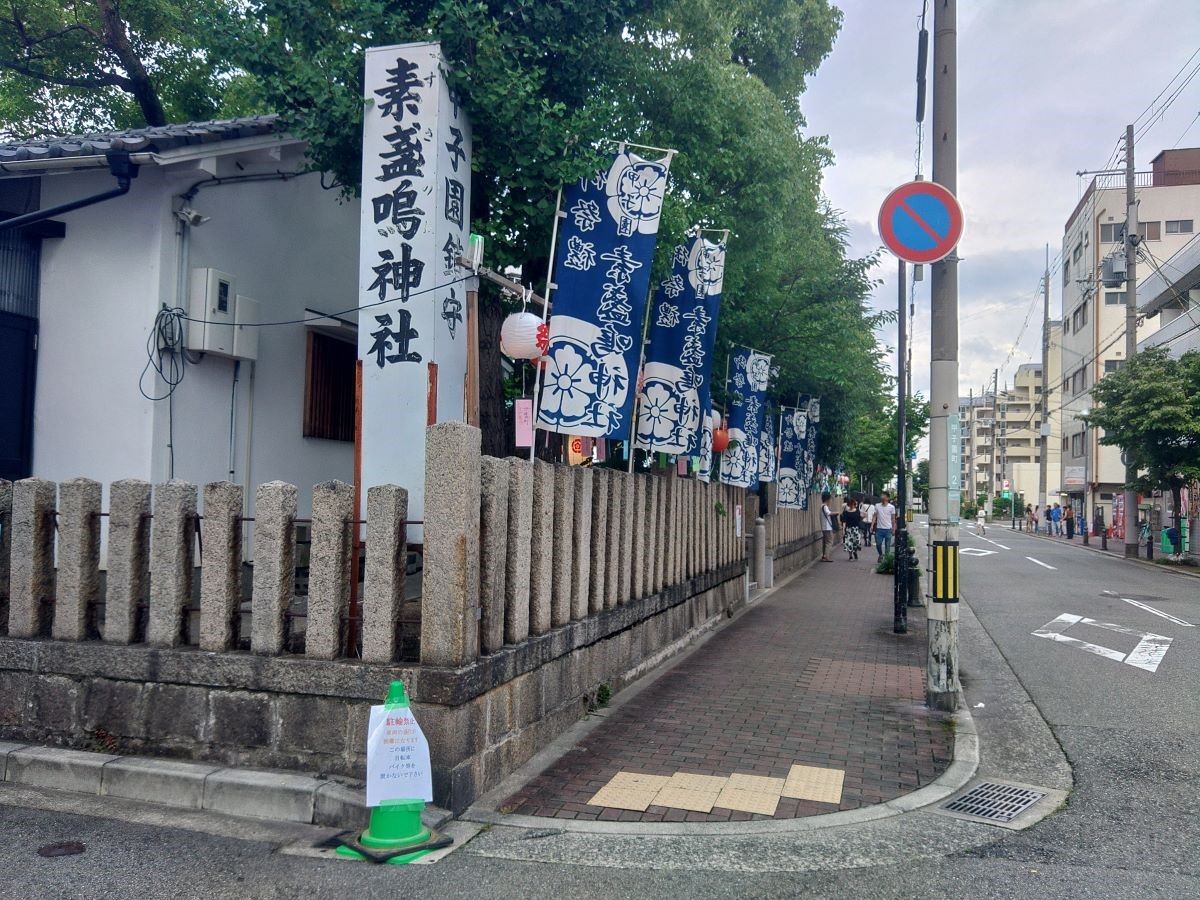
[725,773,785,795]
[714,785,780,816]
[586,772,672,811]
[782,764,845,805]
[653,772,729,813]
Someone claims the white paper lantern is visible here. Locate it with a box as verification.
[500,311,546,360]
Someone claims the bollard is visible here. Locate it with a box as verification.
[892,527,908,633]
[753,517,766,592]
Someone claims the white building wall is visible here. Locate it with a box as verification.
[34,167,171,487]
[30,154,361,521]
[171,169,360,517]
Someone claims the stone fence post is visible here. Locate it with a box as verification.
[148,481,198,648]
[480,458,510,655]
[307,480,355,660]
[54,477,102,640]
[105,479,151,644]
[8,477,56,638]
[420,423,481,667]
[251,481,297,655]
[362,485,408,664]
[200,481,243,652]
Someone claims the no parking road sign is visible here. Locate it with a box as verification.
[878,180,964,265]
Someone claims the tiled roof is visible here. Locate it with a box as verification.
[0,115,283,163]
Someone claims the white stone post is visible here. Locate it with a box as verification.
[0,480,11,623]
[605,469,622,609]
[619,472,635,604]
[589,468,608,614]
[631,474,646,600]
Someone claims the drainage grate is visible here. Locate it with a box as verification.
[942,782,1046,823]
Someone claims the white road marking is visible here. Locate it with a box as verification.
[1121,598,1195,627]
[971,533,1011,550]
[1026,556,1056,570]
[960,548,997,557]
[1032,613,1173,673]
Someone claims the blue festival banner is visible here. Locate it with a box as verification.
[758,400,776,483]
[777,406,804,508]
[536,149,673,440]
[635,235,726,454]
[719,346,771,487]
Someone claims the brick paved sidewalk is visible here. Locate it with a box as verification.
[502,547,954,823]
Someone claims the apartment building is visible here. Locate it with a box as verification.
[958,392,996,508]
[1059,147,1200,532]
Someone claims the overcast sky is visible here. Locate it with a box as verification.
[801,0,1200,441]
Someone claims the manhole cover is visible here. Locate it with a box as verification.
[942,782,1046,823]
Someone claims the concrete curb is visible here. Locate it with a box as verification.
[0,740,451,832]
[460,697,977,836]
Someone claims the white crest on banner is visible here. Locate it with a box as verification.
[358,42,471,539]
[721,427,756,487]
[538,316,631,433]
[698,411,715,483]
[605,151,669,237]
[746,352,771,392]
[688,238,726,296]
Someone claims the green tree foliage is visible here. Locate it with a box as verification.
[1086,346,1200,535]
[0,0,256,137]
[913,458,929,506]
[2,0,892,465]
[843,394,929,494]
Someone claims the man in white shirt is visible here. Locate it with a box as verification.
[873,491,897,562]
[820,491,835,562]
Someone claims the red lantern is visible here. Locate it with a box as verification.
[712,425,730,453]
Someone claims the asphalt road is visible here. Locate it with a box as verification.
[2,520,1197,898]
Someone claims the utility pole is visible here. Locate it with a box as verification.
[926,0,960,711]
[1123,124,1140,558]
[1039,244,1049,510]
[895,257,909,634]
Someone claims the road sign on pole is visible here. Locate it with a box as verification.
[878,180,964,265]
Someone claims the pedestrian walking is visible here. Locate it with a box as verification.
[873,491,896,561]
[1051,503,1063,536]
[841,498,864,560]
[1064,503,1075,539]
[859,499,873,545]
[975,505,987,536]
[820,491,836,562]
[1025,504,1036,533]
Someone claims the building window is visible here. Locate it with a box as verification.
[1071,432,1085,456]
[1166,219,1193,234]
[1100,223,1123,243]
[1104,290,1125,305]
[1138,221,1161,241]
[1061,435,1069,450]
[1073,241,1083,263]
[303,331,356,442]
[1072,303,1088,333]
[1072,368,1086,395]
[1104,359,1125,374]
[1062,258,1070,287]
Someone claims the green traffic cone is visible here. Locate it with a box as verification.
[336,680,442,865]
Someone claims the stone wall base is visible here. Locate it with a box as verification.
[0,564,749,813]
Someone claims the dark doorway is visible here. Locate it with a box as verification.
[0,312,36,480]
[0,228,41,480]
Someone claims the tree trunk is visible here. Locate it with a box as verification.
[97,0,167,126]
[478,289,508,458]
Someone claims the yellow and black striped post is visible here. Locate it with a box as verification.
[930,541,960,602]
